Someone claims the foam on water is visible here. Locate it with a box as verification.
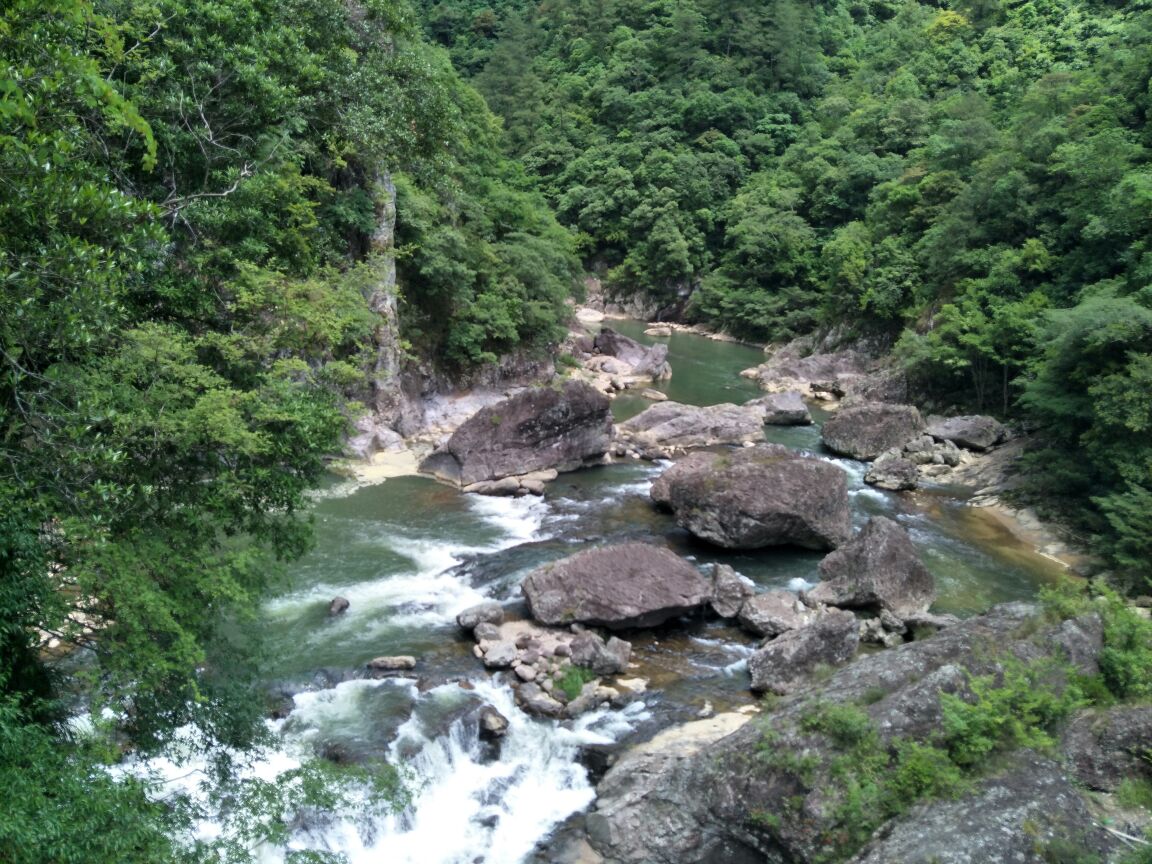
[264,491,550,630]
[270,682,647,864]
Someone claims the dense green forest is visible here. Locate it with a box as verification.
[416,0,1152,586]
[2,0,1151,859]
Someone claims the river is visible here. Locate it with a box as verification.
[159,322,1068,862]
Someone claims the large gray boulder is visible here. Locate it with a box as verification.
[926,414,1009,451]
[807,516,936,618]
[747,609,859,693]
[821,401,925,461]
[585,604,1108,864]
[521,542,711,630]
[745,390,812,425]
[651,446,851,551]
[418,381,612,486]
[744,349,873,396]
[617,401,764,450]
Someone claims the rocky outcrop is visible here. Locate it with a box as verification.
[651,446,852,550]
[926,414,1009,452]
[616,401,764,452]
[821,401,925,461]
[747,609,859,693]
[521,542,711,630]
[585,604,1109,864]
[418,380,612,486]
[807,516,936,618]
[745,391,812,425]
[585,714,756,864]
[1061,704,1152,792]
[847,753,1112,864]
[741,349,874,398]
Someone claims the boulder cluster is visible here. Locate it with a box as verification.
[455,601,640,720]
[822,401,1011,491]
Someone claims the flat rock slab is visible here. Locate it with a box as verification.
[822,401,924,461]
[652,446,851,550]
[617,401,764,449]
[522,542,711,629]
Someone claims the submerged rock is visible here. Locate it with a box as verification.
[651,446,851,550]
[522,542,711,630]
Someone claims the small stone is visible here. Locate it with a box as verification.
[474,622,501,643]
[482,640,519,668]
[366,655,416,672]
[515,665,538,682]
[457,602,504,631]
[328,596,350,616]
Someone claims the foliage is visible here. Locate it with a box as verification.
[0,0,559,856]
[939,656,1085,767]
[556,664,598,701]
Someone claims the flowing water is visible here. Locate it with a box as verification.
[148,322,1070,861]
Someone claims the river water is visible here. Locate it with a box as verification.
[162,322,1068,861]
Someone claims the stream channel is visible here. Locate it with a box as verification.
[157,321,1069,862]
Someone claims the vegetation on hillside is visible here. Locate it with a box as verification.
[3,0,1152,857]
[419,0,1152,589]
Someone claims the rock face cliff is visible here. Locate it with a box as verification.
[418,380,613,485]
[585,603,1129,864]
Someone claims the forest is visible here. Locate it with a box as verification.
[1,0,1150,859]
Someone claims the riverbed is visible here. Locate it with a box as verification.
[186,322,1069,862]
